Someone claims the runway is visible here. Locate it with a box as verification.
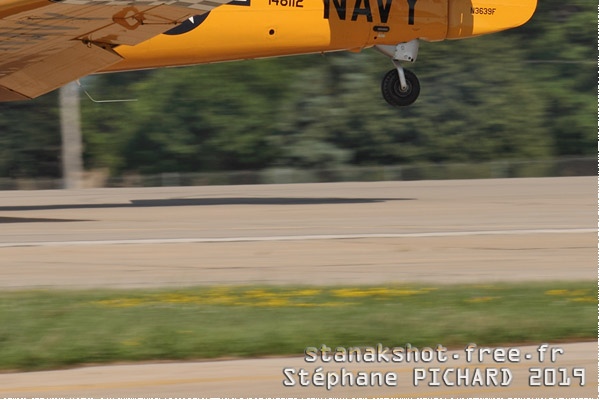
[0,176,597,288]
[0,176,597,397]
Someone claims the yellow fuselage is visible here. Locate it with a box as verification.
[104,0,536,72]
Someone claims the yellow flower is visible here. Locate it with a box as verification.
[205,295,239,305]
[465,296,500,303]
[287,289,322,297]
[158,294,202,304]
[545,289,570,296]
[93,298,145,308]
[318,301,355,307]
[331,287,428,298]
[568,296,598,303]
[568,289,590,297]
[253,298,290,307]
[331,288,372,298]
[244,289,275,298]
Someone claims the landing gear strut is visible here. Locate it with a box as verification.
[376,40,421,107]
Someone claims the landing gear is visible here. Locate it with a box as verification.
[375,40,421,107]
[381,68,420,107]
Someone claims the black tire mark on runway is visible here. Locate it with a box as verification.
[0,197,414,211]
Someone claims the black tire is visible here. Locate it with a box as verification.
[381,68,420,107]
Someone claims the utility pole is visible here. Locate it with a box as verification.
[59,81,83,189]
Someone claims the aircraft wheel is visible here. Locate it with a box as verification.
[381,68,420,107]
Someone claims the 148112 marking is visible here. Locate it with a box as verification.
[270,0,304,7]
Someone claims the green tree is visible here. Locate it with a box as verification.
[0,93,61,178]
[0,0,595,179]
[510,0,598,157]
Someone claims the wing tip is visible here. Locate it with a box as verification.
[0,86,31,102]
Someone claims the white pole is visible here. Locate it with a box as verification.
[59,82,83,189]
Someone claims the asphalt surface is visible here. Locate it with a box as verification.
[0,176,597,397]
[0,177,597,288]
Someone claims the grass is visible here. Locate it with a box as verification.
[0,281,597,371]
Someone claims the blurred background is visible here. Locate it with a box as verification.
[0,0,596,189]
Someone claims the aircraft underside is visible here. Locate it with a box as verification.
[0,0,537,104]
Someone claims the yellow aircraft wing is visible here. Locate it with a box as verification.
[0,0,228,101]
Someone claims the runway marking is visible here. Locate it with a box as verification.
[0,228,595,248]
